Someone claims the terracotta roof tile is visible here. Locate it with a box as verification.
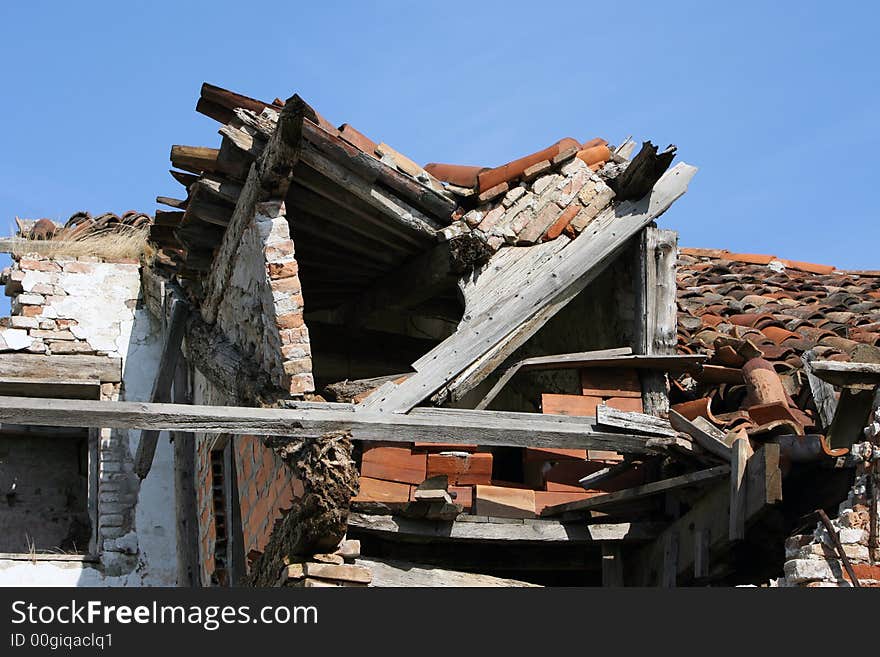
[675,248,880,441]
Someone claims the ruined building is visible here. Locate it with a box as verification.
[0,84,876,587]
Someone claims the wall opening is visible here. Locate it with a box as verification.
[0,425,94,555]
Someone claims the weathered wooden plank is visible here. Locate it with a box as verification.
[171,359,199,587]
[634,444,781,585]
[0,378,100,400]
[635,227,678,416]
[300,142,442,236]
[808,360,880,389]
[133,298,190,479]
[361,163,698,413]
[201,95,314,324]
[360,557,540,587]
[0,354,121,383]
[348,512,658,543]
[601,544,624,587]
[300,119,456,220]
[0,397,654,452]
[578,461,638,490]
[802,350,838,429]
[541,465,730,516]
[669,409,732,462]
[596,404,677,437]
[729,438,750,541]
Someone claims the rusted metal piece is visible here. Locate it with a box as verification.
[817,508,861,587]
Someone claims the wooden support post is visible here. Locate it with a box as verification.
[694,528,710,579]
[661,532,679,588]
[635,227,678,417]
[171,359,200,587]
[133,298,189,479]
[602,544,624,587]
[729,438,751,541]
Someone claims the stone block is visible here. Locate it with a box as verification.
[784,558,839,584]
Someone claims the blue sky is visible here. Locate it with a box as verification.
[0,0,877,312]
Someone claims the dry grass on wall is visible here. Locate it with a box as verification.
[3,227,153,262]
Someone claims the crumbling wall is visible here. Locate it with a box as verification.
[0,254,176,586]
[781,407,880,587]
[191,367,306,586]
[215,201,314,396]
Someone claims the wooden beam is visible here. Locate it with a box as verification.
[171,359,199,587]
[601,544,624,587]
[729,438,750,541]
[0,354,121,383]
[201,95,313,324]
[808,360,880,389]
[0,396,656,453]
[133,298,189,479]
[475,347,632,410]
[0,378,99,400]
[359,557,540,587]
[541,465,730,516]
[578,461,638,490]
[635,227,678,416]
[300,119,456,221]
[802,350,838,429]
[669,409,732,462]
[348,512,659,543]
[359,163,698,413]
[596,404,677,438]
[299,142,443,236]
[633,444,781,585]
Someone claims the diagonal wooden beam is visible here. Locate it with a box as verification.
[541,465,730,516]
[358,162,698,413]
[133,297,190,479]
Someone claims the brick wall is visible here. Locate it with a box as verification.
[195,434,217,585]
[215,200,314,396]
[234,435,303,557]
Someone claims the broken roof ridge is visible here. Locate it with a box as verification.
[681,247,837,275]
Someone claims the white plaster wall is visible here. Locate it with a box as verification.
[0,266,178,587]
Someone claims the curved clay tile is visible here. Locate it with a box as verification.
[477,138,581,192]
[761,326,802,345]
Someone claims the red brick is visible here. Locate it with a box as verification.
[541,204,580,241]
[21,305,43,317]
[361,446,427,485]
[426,453,493,485]
[541,394,643,417]
[352,477,412,504]
[62,262,95,274]
[474,485,536,519]
[580,368,642,398]
[275,312,305,330]
[271,276,302,294]
[267,260,299,279]
[19,259,61,272]
[265,242,294,260]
